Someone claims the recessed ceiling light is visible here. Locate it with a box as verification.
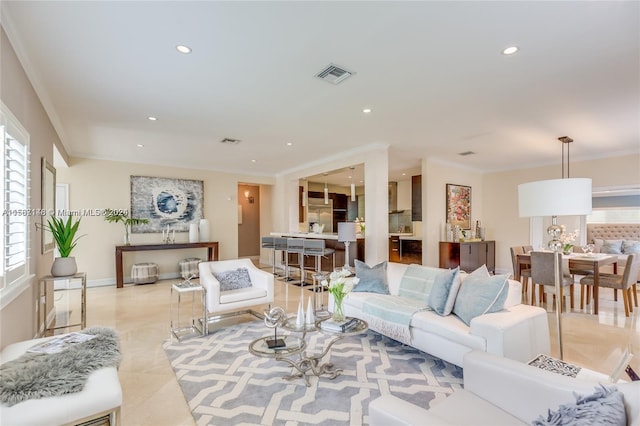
[136,144,144,148]
[402,173,406,176]
[147,116,157,121]
[176,45,192,54]
[363,108,372,113]
[251,159,257,163]
[286,142,293,146]
[502,46,519,55]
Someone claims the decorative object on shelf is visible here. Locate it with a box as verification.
[326,269,356,322]
[518,136,592,360]
[198,219,210,242]
[559,226,579,255]
[104,209,149,245]
[355,217,365,234]
[446,183,471,230]
[189,223,199,243]
[45,216,84,277]
[338,222,357,269]
[263,306,287,348]
[162,225,175,243]
[130,175,203,233]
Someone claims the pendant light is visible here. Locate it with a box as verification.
[324,180,329,205]
[349,166,356,202]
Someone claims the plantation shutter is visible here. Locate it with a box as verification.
[1,112,30,289]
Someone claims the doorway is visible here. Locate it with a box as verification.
[238,184,260,258]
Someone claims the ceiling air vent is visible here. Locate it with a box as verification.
[315,63,353,85]
[220,138,241,145]
[458,151,475,156]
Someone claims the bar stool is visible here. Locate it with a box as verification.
[304,239,335,317]
[286,238,305,285]
[261,236,279,276]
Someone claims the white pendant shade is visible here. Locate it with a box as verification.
[324,186,328,204]
[518,178,592,217]
[350,183,356,202]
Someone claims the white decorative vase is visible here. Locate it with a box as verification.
[51,257,77,277]
[189,223,199,243]
[199,219,210,242]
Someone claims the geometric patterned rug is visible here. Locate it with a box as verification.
[163,320,463,425]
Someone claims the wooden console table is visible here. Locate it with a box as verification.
[115,242,219,288]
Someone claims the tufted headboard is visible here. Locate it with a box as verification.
[587,223,640,243]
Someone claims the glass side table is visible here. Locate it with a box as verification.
[170,280,207,341]
[38,272,87,337]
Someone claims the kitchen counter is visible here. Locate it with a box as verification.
[271,232,365,240]
[389,233,422,241]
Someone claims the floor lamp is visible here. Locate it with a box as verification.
[338,222,357,271]
[518,177,592,359]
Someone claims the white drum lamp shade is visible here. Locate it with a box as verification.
[338,222,357,269]
[518,178,592,218]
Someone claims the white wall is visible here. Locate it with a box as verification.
[56,158,275,284]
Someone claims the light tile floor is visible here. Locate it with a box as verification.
[78,269,639,426]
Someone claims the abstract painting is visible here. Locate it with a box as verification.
[130,176,203,233]
[446,183,471,229]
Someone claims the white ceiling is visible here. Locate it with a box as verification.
[2,1,639,183]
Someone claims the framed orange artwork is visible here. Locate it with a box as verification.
[446,184,471,229]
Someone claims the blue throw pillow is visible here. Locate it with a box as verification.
[622,240,640,254]
[352,260,390,294]
[213,267,252,291]
[427,267,461,316]
[602,240,624,255]
[453,273,509,326]
[532,385,626,426]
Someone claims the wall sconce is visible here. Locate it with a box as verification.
[244,190,254,204]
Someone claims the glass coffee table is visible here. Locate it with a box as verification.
[248,315,368,387]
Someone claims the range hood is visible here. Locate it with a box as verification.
[388,182,404,213]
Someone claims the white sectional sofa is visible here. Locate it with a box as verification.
[334,262,550,367]
[370,350,639,426]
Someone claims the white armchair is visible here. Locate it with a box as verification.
[198,258,274,323]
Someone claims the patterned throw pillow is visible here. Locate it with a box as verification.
[453,272,509,326]
[622,240,640,254]
[213,268,252,291]
[602,240,624,254]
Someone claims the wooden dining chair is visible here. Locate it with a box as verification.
[530,251,574,311]
[510,246,531,303]
[580,254,640,317]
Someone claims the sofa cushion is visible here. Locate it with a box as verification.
[453,273,510,326]
[410,310,486,351]
[353,260,390,294]
[622,240,640,254]
[602,240,624,254]
[532,385,626,426]
[213,267,252,291]
[428,267,461,316]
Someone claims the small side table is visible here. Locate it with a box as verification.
[170,281,207,341]
[39,272,87,337]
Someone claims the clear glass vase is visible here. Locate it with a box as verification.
[332,298,345,322]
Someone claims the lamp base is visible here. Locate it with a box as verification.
[547,216,563,252]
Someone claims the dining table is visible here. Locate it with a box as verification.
[515,252,618,315]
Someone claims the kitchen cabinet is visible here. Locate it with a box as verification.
[389,236,401,262]
[439,241,495,273]
[412,175,422,221]
[389,237,422,264]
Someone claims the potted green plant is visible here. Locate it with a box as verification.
[104,209,149,245]
[47,215,83,277]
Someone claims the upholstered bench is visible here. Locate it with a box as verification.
[131,262,159,284]
[0,334,122,425]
